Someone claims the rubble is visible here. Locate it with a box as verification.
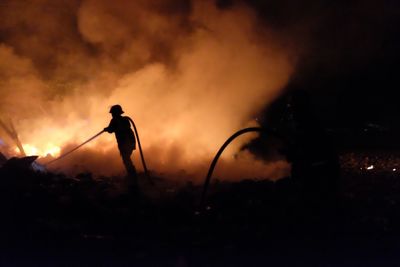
[0,150,399,265]
[1,155,38,170]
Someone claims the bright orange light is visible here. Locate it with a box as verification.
[22,143,61,157]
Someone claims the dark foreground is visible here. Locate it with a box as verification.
[1,151,400,266]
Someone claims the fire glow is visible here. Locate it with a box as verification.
[22,144,61,158]
[0,1,294,181]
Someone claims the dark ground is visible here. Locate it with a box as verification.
[1,149,400,266]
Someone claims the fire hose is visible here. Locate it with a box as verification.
[199,127,264,209]
[44,118,152,184]
[199,126,288,210]
[127,117,153,184]
[44,130,105,166]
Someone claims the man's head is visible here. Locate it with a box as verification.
[109,105,124,117]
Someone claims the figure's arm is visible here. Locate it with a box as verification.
[104,119,115,133]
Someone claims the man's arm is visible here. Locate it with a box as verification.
[104,119,115,133]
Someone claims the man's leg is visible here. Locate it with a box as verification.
[121,152,138,188]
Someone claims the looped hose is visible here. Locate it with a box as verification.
[127,117,153,185]
[200,127,264,209]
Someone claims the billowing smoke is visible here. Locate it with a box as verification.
[0,0,294,181]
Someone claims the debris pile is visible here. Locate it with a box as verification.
[1,149,400,265]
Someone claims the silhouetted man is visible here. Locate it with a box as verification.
[281,89,340,207]
[104,105,137,186]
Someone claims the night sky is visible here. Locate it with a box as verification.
[245,0,400,129]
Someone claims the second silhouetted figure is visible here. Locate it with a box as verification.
[104,105,137,186]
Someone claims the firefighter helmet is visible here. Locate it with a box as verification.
[109,104,124,115]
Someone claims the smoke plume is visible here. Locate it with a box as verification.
[0,0,295,181]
